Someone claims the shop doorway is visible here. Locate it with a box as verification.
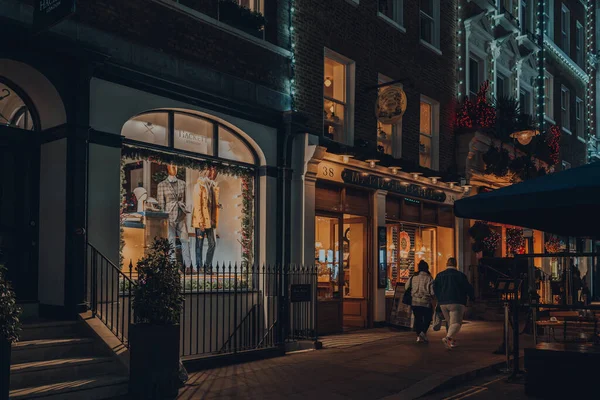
[315,213,369,332]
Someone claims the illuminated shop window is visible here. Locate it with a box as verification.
[0,79,36,131]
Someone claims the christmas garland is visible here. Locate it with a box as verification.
[506,227,525,255]
[483,230,501,253]
[122,145,255,178]
[239,177,254,270]
[455,81,496,130]
[545,236,565,254]
[546,125,561,166]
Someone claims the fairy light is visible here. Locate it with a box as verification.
[536,0,545,134]
[583,0,596,162]
[289,0,297,112]
[456,3,463,99]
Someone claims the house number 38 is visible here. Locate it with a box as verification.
[322,166,334,178]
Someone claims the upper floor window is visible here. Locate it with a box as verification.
[420,0,440,50]
[575,22,584,67]
[378,0,404,28]
[0,79,36,131]
[217,0,266,38]
[561,5,570,55]
[544,71,554,120]
[323,49,355,145]
[544,0,554,39]
[469,57,484,98]
[377,74,403,158]
[121,110,257,164]
[496,73,509,99]
[520,0,532,34]
[419,96,439,170]
[501,0,515,17]
[235,0,263,13]
[575,97,584,138]
[560,85,570,132]
[520,89,532,115]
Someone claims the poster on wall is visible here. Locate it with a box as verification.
[378,227,387,288]
[119,149,254,277]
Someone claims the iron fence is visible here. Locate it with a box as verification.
[86,244,317,359]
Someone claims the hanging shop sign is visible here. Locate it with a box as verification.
[377,227,387,288]
[341,169,447,203]
[375,86,407,124]
[398,231,411,258]
[34,0,76,32]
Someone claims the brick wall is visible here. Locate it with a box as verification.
[293,0,457,172]
[72,0,290,94]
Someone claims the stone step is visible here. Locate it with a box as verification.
[19,321,82,342]
[10,357,116,390]
[11,338,97,364]
[9,375,129,400]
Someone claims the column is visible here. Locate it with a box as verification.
[373,190,387,324]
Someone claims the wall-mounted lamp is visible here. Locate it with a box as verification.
[430,176,441,184]
[340,154,354,164]
[366,159,379,168]
[447,182,457,189]
[389,166,401,175]
[411,172,423,180]
[462,185,472,193]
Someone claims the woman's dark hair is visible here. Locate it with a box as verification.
[418,260,430,274]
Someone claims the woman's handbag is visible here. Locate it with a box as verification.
[402,277,413,306]
[432,304,444,331]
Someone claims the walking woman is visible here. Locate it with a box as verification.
[406,260,435,343]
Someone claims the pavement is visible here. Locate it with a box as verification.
[420,372,536,400]
[176,321,526,400]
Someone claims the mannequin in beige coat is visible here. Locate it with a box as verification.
[192,167,220,271]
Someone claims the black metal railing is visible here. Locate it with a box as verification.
[87,249,318,358]
[87,244,136,347]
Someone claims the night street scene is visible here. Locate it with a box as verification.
[1,0,600,399]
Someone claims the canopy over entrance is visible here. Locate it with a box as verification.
[454,162,600,238]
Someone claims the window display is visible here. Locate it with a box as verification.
[120,111,257,276]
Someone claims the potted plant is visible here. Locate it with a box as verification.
[1,255,21,400]
[129,238,184,399]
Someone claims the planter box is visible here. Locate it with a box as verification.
[0,337,9,400]
[129,324,181,399]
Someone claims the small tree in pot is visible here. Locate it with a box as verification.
[0,256,21,400]
[130,238,184,399]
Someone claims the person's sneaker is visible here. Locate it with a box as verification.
[417,336,423,343]
[420,332,429,343]
[450,339,458,348]
[442,337,452,349]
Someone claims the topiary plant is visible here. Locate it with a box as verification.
[0,256,21,343]
[132,238,184,325]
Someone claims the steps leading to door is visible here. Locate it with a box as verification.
[10,320,128,400]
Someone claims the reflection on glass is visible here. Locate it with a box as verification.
[0,82,35,130]
[315,216,340,300]
[121,113,168,146]
[378,121,393,155]
[343,214,366,298]
[323,56,347,143]
[218,127,254,164]
[174,114,214,155]
[323,99,346,142]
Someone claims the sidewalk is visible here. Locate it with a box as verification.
[177,321,514,400]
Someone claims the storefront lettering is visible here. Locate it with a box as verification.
[34,0,75,31]
[341,169,447,203]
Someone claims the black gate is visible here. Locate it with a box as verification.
[86,244,318,359]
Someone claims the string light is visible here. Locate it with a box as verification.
[289,0,297,112]
[456,3,463,98]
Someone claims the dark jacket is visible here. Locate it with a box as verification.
[433,267,475,306]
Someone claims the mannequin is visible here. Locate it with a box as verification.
[133,185,147,213]
[192,166,220,272]
[157,164,191,269]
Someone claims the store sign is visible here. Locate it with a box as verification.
[290,284,312,303]
[341,169,447,203]
[377,227,387,289]
[317,161,344,183]
[34,0,76,31]
[376,86,407,124]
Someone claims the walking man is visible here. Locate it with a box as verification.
[433,257,474,349]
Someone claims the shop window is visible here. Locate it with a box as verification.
[378,0,404,28]
[174,113,214,155]
[324,50,354,145]
[419,0,440,50]
[343,214,367,299]
[560,85,570,133]
[120,111,257,276]
[0,79,37,131]
[544,71,554,121]
[218,126,255,164]
[419,96,439,170]
[122,113,169,146]
[316,216,341,300]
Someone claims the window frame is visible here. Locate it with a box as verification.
[575,96,584,138]
[560,85,571,133]
[468,56,484,98]
[419,0,441,51]
[236,0,263,13]
[519,88,533,115]
[520,0,533,34]
[561,4,570,55]
[544,70,554,121]
[419,95,440,171]
[121,110,259,167]
[378,0,404,30]
[323,48,356,146]
[543,0,554,40]
[575,21,584,67]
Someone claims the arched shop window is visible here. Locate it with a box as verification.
[120,110,257,275]
[0,78,37,131]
